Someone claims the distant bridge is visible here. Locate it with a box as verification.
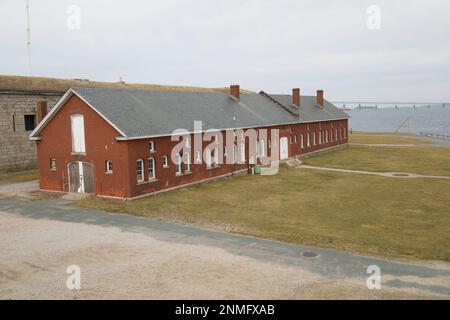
[335,102,448,110]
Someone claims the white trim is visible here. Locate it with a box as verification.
[29,89,73,139]
[29,88,127,139]
[97,194,125,200]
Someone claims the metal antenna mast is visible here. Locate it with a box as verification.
[25,0,32,75]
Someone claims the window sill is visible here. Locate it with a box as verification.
[71,152,86,156]
[206,165,221,170]
[50,168,56,172]
[105,172,113,175]
[137,179,158,185]
[176,172,191,177]
[163,165,169,169]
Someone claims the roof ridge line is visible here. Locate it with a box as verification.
[258,91,299,117]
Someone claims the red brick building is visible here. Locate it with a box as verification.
[29,85,348,199]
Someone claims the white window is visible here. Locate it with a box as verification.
[293,135,297,143]
[313,132,316,146]
[162,155,168,167]
[335,129,338,141]
[224,146,228,158]
[184,152,191,172]
[136,159,144,182]
[326,130,329,143]
[71,115,86,153]
[307,133,310,147]
[185,136,190,148]
[300,134,304,149]
[209,148,218,167]
[50,158,56,170]
[233,144,237,163]
[319,132,322,145]
[259,140,265,157]
[240,142,245,162]
[105,160,113,174]
[175,154,182,175]
[148,157,155,180]
[206,148,212,168]
[195,150,201,163]
[149,141,155,152]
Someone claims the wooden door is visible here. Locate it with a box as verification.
[68,162,94,194]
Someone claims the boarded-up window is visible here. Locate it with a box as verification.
[71,115,86,153]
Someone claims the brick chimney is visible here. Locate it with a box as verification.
[316,90,324,108]
[230,84,240,101]
[292,88,300,107]
[36,101,48,123]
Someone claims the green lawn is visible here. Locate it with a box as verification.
[303,144,450,176]
[349,134,430,145]
[350,131,414,136]
[0,169,38,185]
[75,165,450,262]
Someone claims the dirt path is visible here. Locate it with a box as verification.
[1,197,449,299]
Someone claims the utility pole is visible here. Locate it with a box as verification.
[25,0,32,76]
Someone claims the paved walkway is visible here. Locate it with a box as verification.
[298,165,450,180]
[0,180,39,197]
[0,196,449,299]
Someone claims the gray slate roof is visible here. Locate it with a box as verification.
[72,87,348,138]
[270,94,350,122]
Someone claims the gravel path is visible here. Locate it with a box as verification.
[1,197,449,299]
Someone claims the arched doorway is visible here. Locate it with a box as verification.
[68,161,94,194]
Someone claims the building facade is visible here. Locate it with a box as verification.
[0,75,225,171]
[0,91,60,170]
[30,85,349,199]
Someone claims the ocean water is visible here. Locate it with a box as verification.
[338,105,450,135]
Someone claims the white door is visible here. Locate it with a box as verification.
[280,137,288,160]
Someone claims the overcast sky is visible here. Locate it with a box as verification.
[1,0,449,102]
